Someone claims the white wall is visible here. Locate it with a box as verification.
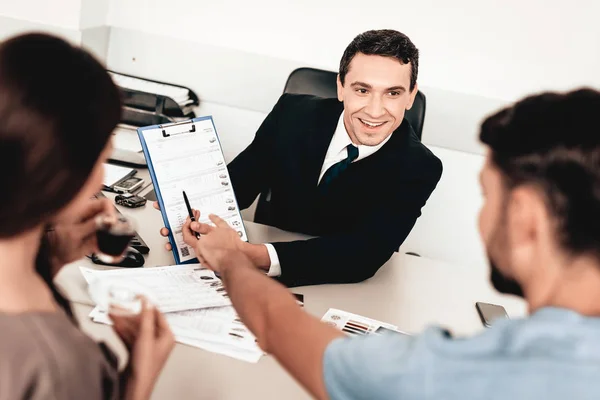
[400,147,487,268]
[80,0,110,29]
[0,0,82,30]
[0,0,111,59]
[0,0,83,44]
[108,0,600,102]
[0,15,82,44]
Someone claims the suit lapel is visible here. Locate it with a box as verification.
[303,99,344,188]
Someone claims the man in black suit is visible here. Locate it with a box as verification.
[163,29,442,286]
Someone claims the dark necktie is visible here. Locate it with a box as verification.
[319,144,359,190]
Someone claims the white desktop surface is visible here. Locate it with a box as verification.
[55,168,527,400]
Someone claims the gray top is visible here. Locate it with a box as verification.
[0,311,120,400]
[324,307,600,400]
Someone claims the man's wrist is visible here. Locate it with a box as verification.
[218,248,256,278]
[239,242,271,271]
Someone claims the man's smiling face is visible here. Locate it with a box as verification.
[337,52,417,146]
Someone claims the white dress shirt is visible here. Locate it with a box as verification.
[264,111,391,277]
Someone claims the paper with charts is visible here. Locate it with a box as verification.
[321,309,409,336]
[80,265,231,313]
[141,118,247,263]
[88,303,263,363]
[81,264,263,363]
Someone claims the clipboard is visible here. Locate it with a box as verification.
[138,117,248,264]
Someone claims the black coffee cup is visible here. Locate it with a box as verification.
[95,214,136,264]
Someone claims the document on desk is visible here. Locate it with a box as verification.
[80,264,231,313]
[138,117,248,264]
[90,306,259,350]
[321,309,409,336]
[88,305,263,363]
[168,310,258,351]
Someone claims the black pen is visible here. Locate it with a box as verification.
[183,190,221,279]
[183,190,201,240]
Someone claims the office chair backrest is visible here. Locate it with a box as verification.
[283,67,339,99]
[283,67,426,140]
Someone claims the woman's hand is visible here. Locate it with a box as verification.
[47,198,112,276]
[110,299,175,400]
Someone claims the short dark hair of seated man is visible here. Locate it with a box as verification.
[339,29,419,92]
[192,87,600,400]
[180,29,443,287]
[480,88,600,298]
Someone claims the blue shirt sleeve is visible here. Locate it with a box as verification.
[323,332,420,400]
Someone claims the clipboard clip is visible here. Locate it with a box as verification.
[160,120,196,138]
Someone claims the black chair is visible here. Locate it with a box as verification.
[283,67,426,140]
[254,67,427,226]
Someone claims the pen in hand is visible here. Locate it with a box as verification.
[183,190,221,279]
[183,190,201,240]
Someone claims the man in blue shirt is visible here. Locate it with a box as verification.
[182,87,600,399]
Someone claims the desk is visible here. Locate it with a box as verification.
[55,182,527,400]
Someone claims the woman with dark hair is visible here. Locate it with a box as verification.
[0,33,174,399]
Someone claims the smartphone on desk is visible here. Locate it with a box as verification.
[113,176,144,194]
[476,302,508,327]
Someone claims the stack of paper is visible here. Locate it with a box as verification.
[108,72,195,108]
[81,265,263,363]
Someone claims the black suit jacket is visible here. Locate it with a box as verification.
[228,94,442,287]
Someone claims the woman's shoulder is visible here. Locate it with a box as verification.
[0,311,93,355]
[0,312,120,400]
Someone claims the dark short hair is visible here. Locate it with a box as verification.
[339,29,419,92]
[0,33,121,237]
[480,88,600,259]
[0,33,121,318]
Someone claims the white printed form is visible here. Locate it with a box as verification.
[142,118,247,262]
[80,265,231,313]
[88,305,263,363]
[89,305,258,350]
